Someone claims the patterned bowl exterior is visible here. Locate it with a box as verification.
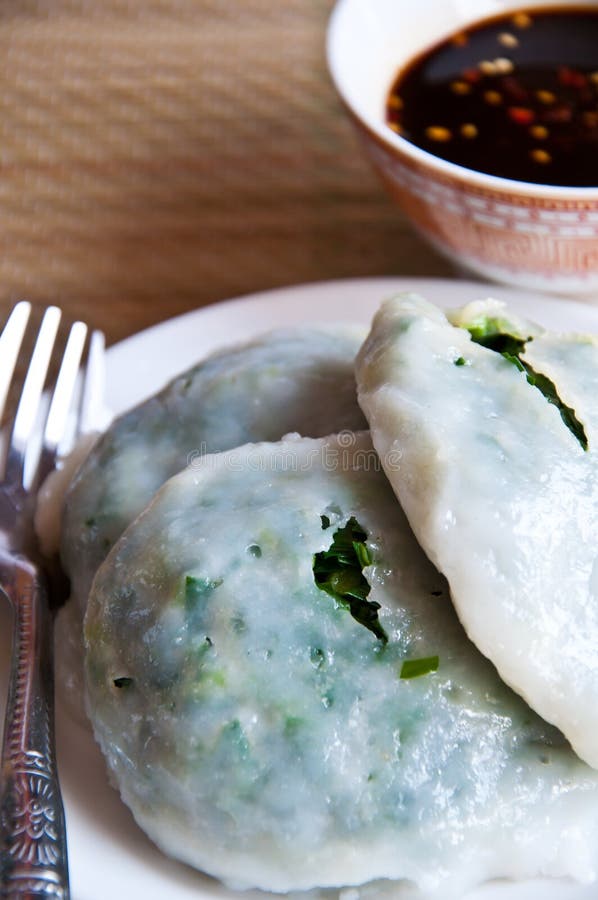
[356,119,598,295]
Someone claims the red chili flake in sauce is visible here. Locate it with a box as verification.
[543,105,573,123]
[508,106,535,125]
[502,76,529,102]
[463,68,482,83]
[385,6,598,185]
[557,66,587,89]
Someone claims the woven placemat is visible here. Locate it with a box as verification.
[0,0,451,342]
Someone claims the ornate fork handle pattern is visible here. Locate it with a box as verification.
[0,559,69,899]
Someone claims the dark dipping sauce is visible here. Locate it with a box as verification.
[386,6,598,186]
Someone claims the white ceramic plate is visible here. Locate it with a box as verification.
[3,277,598,900]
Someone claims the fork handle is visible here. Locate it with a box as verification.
[0,560,69,899]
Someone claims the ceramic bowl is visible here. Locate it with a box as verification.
[327,0,598,296]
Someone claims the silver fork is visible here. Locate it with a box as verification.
[0,303,104,899]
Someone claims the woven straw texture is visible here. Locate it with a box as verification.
[0,0,450,342]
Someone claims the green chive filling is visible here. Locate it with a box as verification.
[313,517,388,644]
[467,322,588,451]
[400,655,439,679]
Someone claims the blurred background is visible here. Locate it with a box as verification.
[0,0,452,343]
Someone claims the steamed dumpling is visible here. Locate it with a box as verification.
[62,326,367,611]
[85,433,598,897]
[355,293,598,768]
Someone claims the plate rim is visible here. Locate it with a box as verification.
[34,276,598,900]
[107,275,598,357]
[104,276,598,415]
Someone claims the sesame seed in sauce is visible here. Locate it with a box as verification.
[495,58,514,74]
[512,12,533,29]
[530,148,551,165]
[484,90,503,105]
[425,126,452,142]
[460,123,478,138]
[451,32,468,47]
[479,60,498,76]
[388,95,404,110]
[498,32,519,48]
[451,81,472,95]
[529,125,549,139]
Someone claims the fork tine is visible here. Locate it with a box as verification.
[44,321,88,453]
[35,320,89,486]
[79,328,106,436]
[5,306,61,487]
[0,301,31,425]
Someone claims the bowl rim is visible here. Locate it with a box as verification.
[326,0,598,201]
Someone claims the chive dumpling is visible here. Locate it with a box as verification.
[85,433,598,895]
[62,326,367,612]
[356,293,598,769]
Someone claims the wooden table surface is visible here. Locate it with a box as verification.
[0,0,453,346]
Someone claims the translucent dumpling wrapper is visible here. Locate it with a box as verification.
[355,293,598,769]
[62,326,367,612]
[85,432,598,897]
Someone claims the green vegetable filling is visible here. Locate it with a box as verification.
[185,575,223,611]
[313,517,388,644]
[468,321,588,451]
[400,655,439,679]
